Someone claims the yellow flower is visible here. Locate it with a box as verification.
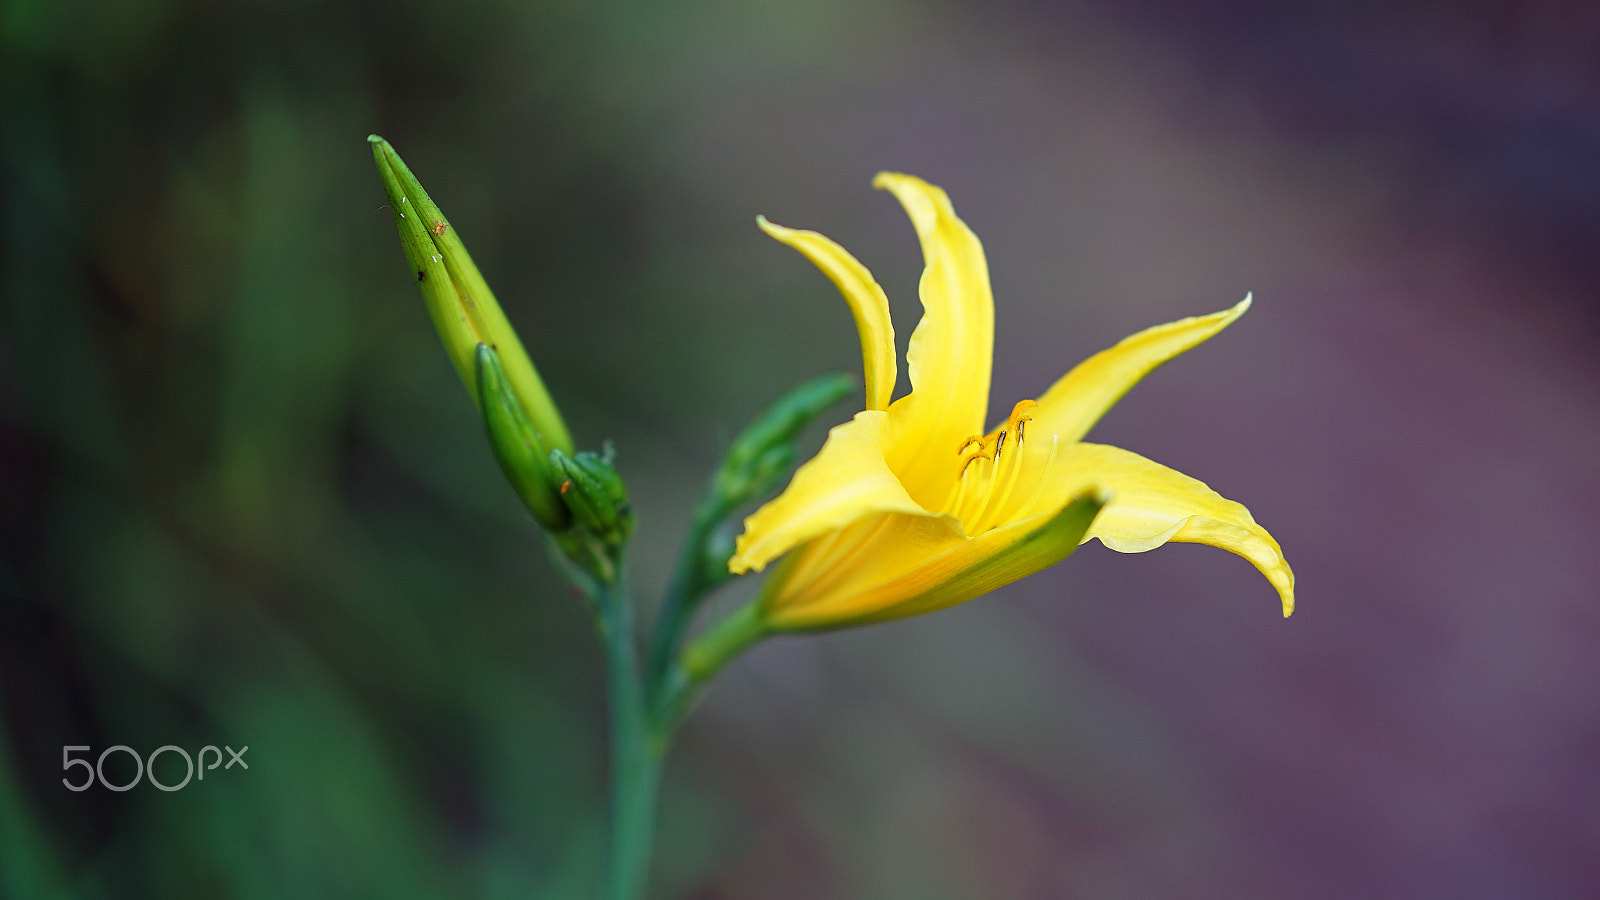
[730,173,1294,632]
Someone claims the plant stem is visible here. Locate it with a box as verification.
[599,573,662,900]
[645,499,723,698]
[681,601,768,685]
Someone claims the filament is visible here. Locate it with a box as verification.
[965,429,1007,530]
[1009,434,1060,522]
[973,429,1027,534]
[939,400,1043,535]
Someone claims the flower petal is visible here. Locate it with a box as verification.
[760,489,1107,630]
[1031,296,1251,444]
[1066,442,1295,616]
[730,410,928,575]
[757,216,897,411]
[872,173,995,503]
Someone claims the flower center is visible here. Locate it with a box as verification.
[938,399,1060,535]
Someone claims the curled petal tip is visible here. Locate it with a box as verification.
[870,170,912,189]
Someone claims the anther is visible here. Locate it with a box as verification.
[959,453,985,477]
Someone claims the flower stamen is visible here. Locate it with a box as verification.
[938,435,991,515]
[964,432,1006,529]
[968,401,1037,533]
[937,401,1046,535]
[1010,433,1060,522]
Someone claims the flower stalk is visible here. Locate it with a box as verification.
[594,569,659,900]
[645,373,854,714]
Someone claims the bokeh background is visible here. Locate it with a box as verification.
[4,0,1598,897]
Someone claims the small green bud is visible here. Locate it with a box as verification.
[715,373,854,507]
[475,343,570,530]
[370,135,574,457]
[549,448,634,547]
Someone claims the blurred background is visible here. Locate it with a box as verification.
[4,0,1598,897]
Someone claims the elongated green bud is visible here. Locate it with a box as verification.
[369,135,574,457]
[715,373,854,508]
[549,448,634,547]
[476,344,570,530]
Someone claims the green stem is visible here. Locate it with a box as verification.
[645,499,724,698]
[598,574,661,900]
[681,601,769,685]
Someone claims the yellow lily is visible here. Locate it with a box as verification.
[727,173,1294,634]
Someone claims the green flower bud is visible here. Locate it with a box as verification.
[548,448,634,547]
[715,372,854,508]
[369,135,573,457]
[475,343,570,531]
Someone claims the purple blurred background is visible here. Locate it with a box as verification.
[658,2,1600,896]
